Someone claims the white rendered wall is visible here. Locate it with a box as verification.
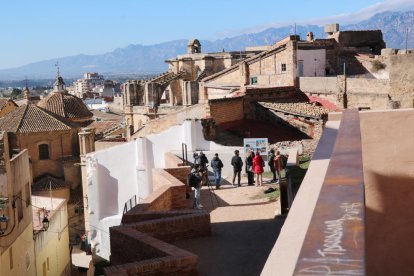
[87,139,153,260]
[86,119,235,260]
[297,49,326,77]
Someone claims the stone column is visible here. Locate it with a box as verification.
[78,128,95,234]
[124,81,131,106]
[240,61,250,86]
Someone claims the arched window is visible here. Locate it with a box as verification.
[38,144,50,160]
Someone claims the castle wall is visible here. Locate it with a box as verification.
[300,76,391,109]
[388,53,414,108]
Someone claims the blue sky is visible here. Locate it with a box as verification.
[0,0,413,69]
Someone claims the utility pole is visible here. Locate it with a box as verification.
[406,27,409,53]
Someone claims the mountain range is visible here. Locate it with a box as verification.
[0,10,413,80]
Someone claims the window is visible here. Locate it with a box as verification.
[250,77,258,84]
[281,63,287,72]
[38,144,50,160]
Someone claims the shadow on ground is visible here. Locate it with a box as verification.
[173,217,285,276]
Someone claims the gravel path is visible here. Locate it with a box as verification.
[175,175,285,276]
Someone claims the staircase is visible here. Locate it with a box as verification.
[102,121,127,137]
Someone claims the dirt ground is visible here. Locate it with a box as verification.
[175,175,285,276]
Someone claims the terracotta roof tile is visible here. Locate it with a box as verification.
[0,99,8,110]
[37,92,93,120]
[0,98,17,110]
[0,104,73,133]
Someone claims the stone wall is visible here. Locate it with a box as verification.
[249,42,296,87]
[208,97,244,125]
[135,104,207,137]
[299,76,391,110]
[205,68,241,86]
[388,53,414,108]
[299,77,338,94]
[107,227,198,276]
[108,94,124,113]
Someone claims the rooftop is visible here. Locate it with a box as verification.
[0,104,73,133]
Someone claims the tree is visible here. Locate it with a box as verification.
[11,88,22,99]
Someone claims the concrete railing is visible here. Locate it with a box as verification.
[262,110,366,275]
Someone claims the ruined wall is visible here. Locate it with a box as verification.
[334,30,385,53]
[388,53,414,108]
[299,77,338,94]
[135,104,207,137]
[208,97,244,125]
[300,76,391,109]
[205,69,241,86]
[347,78,390,109]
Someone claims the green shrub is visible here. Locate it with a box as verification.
[371,60,386,72]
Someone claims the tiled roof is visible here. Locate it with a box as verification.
[0,99,8,110]
[37,92,93,120]
[260,101,331,119]
[0,104,73,133]
[0,98,16,110]
[32,175,68,192]
[86,120,119,135]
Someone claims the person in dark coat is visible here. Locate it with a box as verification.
[211,153,224,189]
[245,150,255,186]
[268,149,276,183]
[198,151,208,171]
[231,149,243,187]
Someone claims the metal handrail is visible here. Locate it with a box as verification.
[123,195,138,215]
[181,143,188,166]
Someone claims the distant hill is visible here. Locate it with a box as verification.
[0,10,413,80]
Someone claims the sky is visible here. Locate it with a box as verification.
[0,0,413,69]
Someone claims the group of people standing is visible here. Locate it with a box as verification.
[190,149,285,209]
[245,148,284,186]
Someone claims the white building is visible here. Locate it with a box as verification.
[71,72,114,99]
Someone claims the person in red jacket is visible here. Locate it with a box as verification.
[253,149,264,186]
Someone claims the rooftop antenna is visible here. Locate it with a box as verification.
[55,61,60,77]
[294,22,297,36]
[25,76,28,89]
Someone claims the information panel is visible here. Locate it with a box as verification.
[243,138,269,162]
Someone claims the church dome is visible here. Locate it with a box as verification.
[37,92,93,122]
[37,73,92,122]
